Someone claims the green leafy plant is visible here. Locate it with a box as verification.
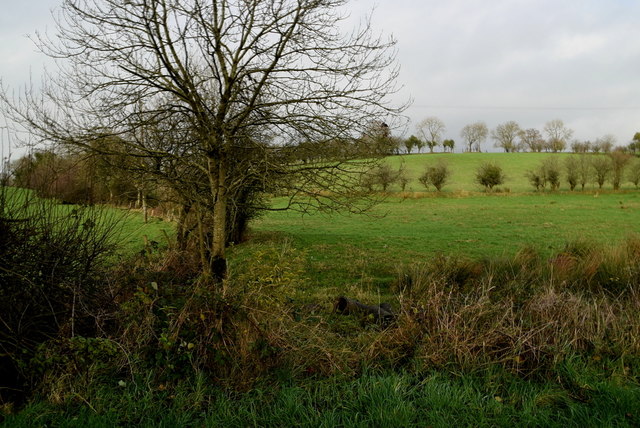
[475,162,505,191]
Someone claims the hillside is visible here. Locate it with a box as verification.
[383,152,638,193]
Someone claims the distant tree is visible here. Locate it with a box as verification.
[491,121,521,152]
[362,121,399,156]
[577,154,591,190]
[416,117,446,153]
[595,135,616,154]
[544,119,573,152]
[628,159,640,188]
[571,140,591,153]
[10,149,101,204]
[633,132,640,144]
[609,150,633,190]
[475,162,505,191]
[404,135,421,154]
[525,158,561,191]
[362,162,403,192]
[442,139,455,153]
[591,156,612,189]
[518,128,545,152]
[628,141,639,154]
[418,161,451,191]
[461,122,489,152]
[397,167,410,191]
[564,156,580,191]
[390,135,404,155]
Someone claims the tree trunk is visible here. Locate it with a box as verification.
[209,154,228,283]
[195,206,209,274]
[142,192,148,224]
[176,203,191,250]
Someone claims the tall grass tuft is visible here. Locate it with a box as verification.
[386,238,640,376]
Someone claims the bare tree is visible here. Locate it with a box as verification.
[518,128,545,152]
[609,150,632,190]
[591,156,612,189]
[570,140,591,153]
[460,122,488,152]
[491,121,521,153]
[564,156,579,191]
[416,117,446,153]
[594,134,616,154]
[543,119,573,152]
[2,0,405,283]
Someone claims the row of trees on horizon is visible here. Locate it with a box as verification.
[397,117,640,155]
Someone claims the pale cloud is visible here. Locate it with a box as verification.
[553,33,607,60]
[353,0,640,147]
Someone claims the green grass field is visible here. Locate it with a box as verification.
[3,186,174,256]
[248,190,640,290]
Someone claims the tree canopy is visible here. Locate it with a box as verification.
[2,0,405,283]
[460,122,488,152]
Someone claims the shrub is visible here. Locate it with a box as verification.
[564,156,579,190]
[628,159,640,188]
[397,166,409,191]
[525,170,545,191]
[609,150,633,190]
[474,162,505,191]
[0,186,120,404]
[576,154,591,190]
[543,158,561,190]
[590,156,612,189]
[418,161,451,191]
[362,163,402,192]
[526,158,561,191]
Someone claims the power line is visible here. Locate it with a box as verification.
[410,104,640,111]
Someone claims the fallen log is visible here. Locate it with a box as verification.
[334,296,395,323]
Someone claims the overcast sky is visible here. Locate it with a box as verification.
[2,0,640,158]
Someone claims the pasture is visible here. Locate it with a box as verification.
[248,153,640,287]
[385,152,639,193]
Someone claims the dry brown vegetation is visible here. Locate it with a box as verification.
[12,211,640,401]
[76,235,640,394]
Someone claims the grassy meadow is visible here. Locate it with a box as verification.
[246,152,640,292]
